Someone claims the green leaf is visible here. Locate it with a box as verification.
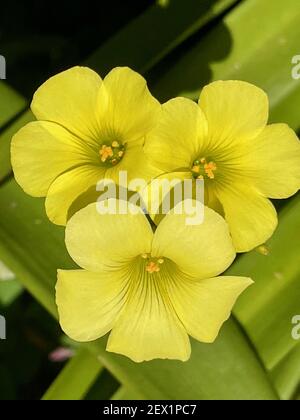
[0,279,23,307]
[87,0,239,74]
[111,386,144,401]
[0,83,26,128]
[85,369,120,400]
[0,110,34,182]
[0,181,74,317]
[88,322,277,400]
[270,344,300,400]
[229,195,300,371]
[0,233,23,309]
[152,0,300,130]
[42,348,103,400]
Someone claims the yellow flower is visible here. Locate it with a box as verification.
[11,66,160,225]
[56,200,252,362]
[144,81,300,252]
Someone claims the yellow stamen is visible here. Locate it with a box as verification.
[99,145,114,163]
[99,141,125,165]
[191,157,217,180]
[142,256,165,273]
[204,161,217,179]
[146,261,160,274]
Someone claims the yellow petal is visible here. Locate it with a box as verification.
[215,183,278,252]
[31,66,102,143]
[199,80,268,145]
[65,201,153,272]
[45,165,106,225]
[205,184,224,217]
[56,269,128,342]
[11,121,95,197]
[98,67,160,144]
[144,97,208,172]
[168,275,253,343]
[152,202,236,279]
[243,124,300,198]
[107,261,191,362]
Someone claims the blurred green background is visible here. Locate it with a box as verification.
[0,0,300,400]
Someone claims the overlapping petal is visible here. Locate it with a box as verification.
[56,269,129,342]
[98,67,160,144]
[152,201,235,278]
[215,183,278,252]
[31,66,102,143]
[242,124,300,198]
[65,201,153,272]
[144,97,208,172]
[107,261,191,362]
[167,275,253,343]
[199,80,269,146]
[45,165,106,225]
[11,121,95,197]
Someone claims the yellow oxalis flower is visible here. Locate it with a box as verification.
[56,200,252,362]
[11,66,160,225]
[144,81,300,252]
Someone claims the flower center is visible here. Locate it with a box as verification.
[141,254,165,274]
[99,141,125,166]
[191,157,217,180]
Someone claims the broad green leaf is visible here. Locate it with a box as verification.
[152,0,300,131]
[111,386,143,401]
[0,110,33,182]
[229,195,300,370]
[0,83,26,128]
[85,369,120,400]
[42,348,103,400]
[0,279,23,307]
[0,181,74,317]
[88,322,277,400]
[270,344,300,400]
[87,0,239,74]
[0,260,15,281]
